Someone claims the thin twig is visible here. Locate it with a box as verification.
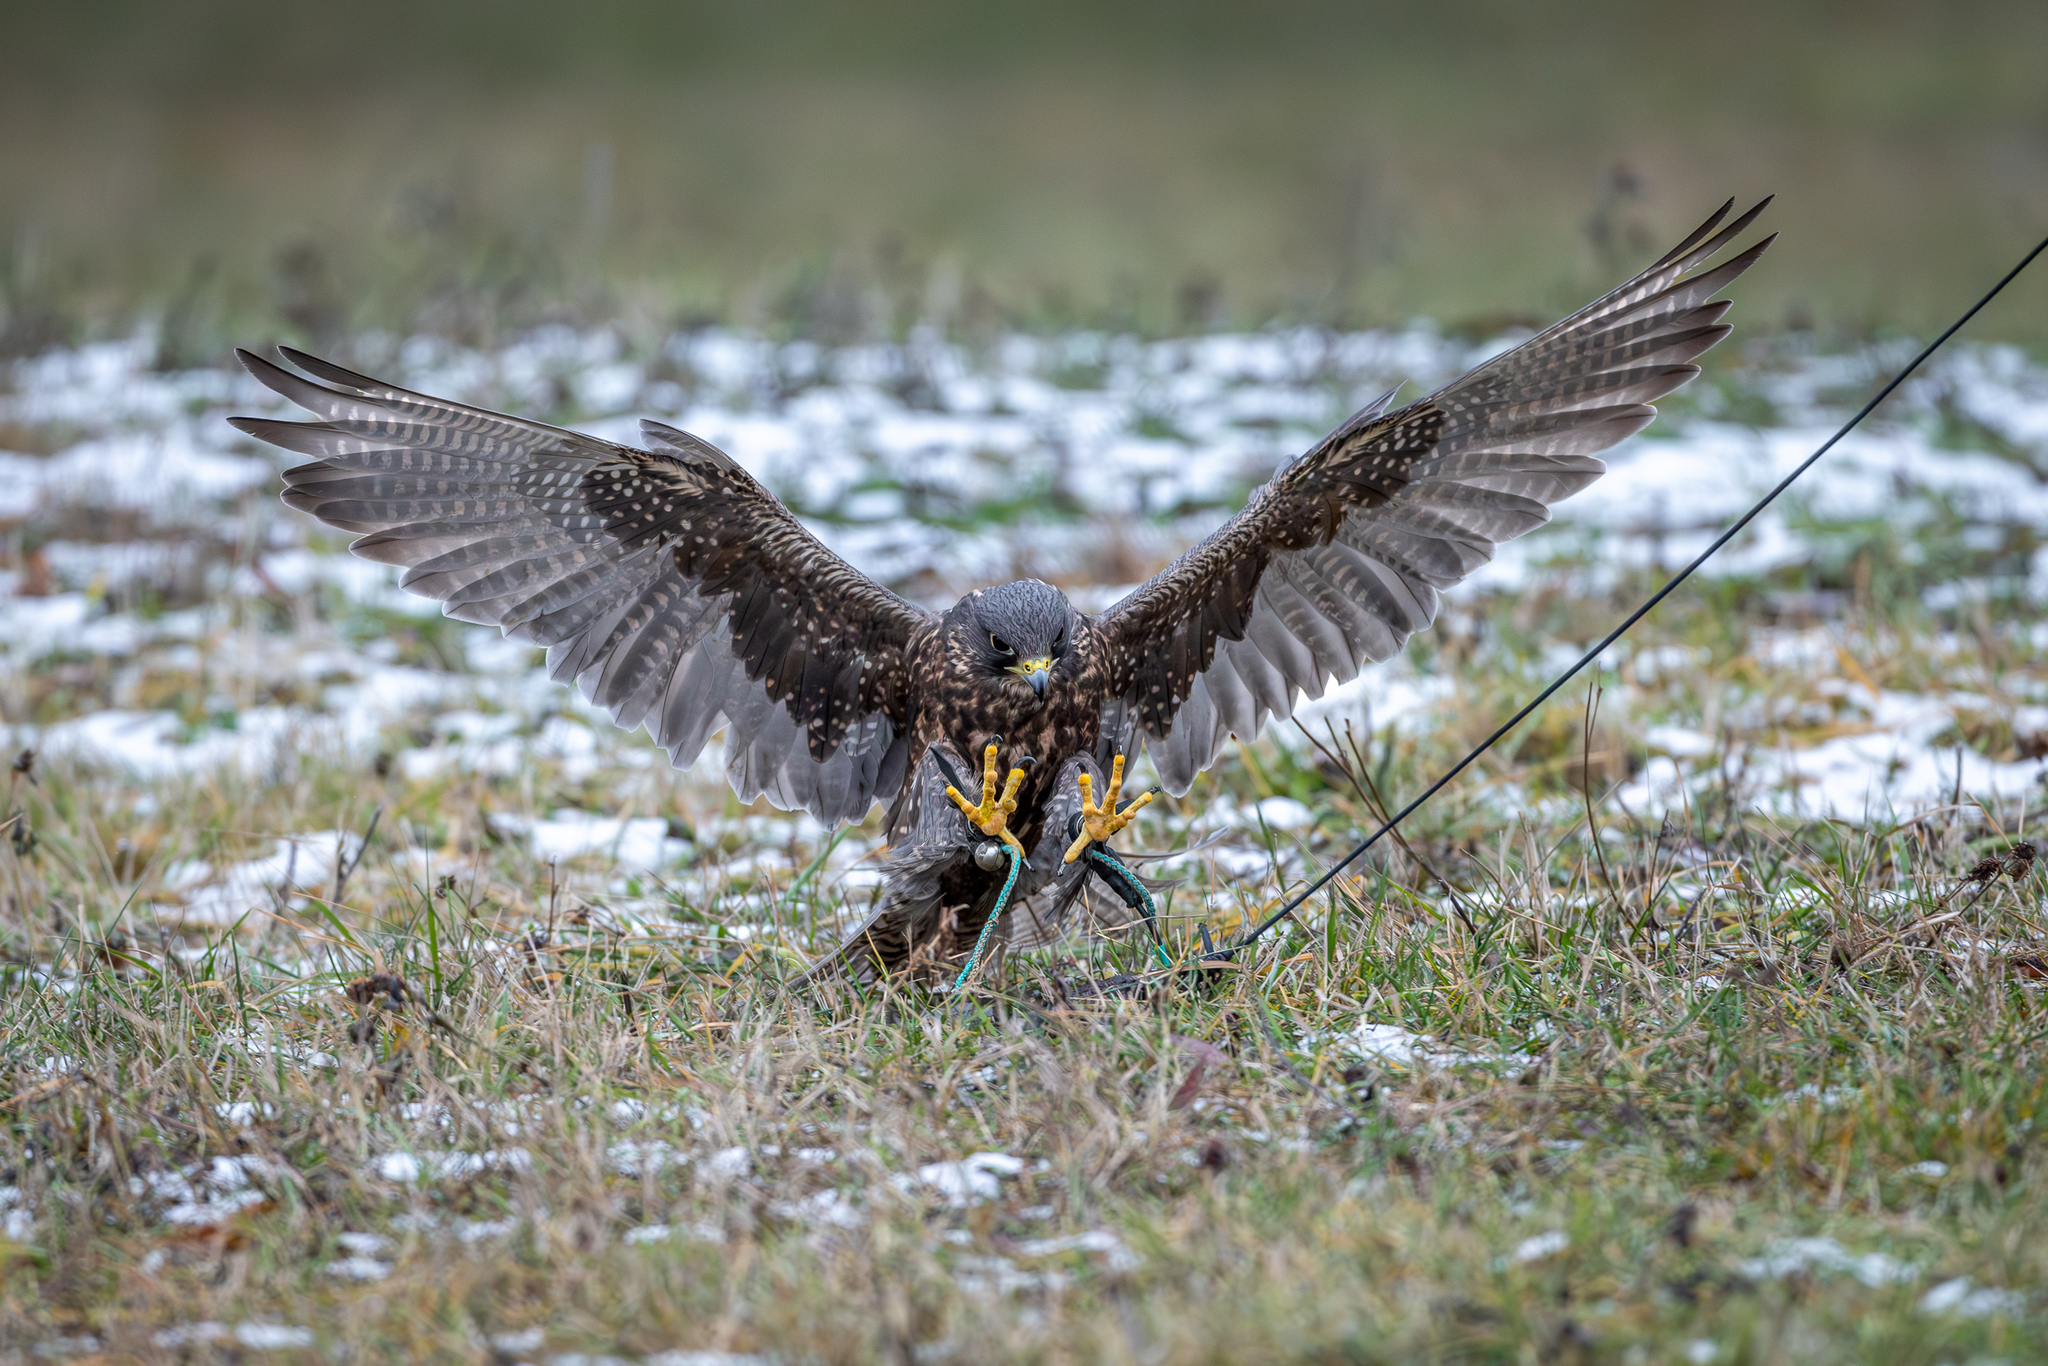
[331,802,382,905]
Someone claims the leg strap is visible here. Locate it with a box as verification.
[952,841,1022,991]
[1082,840,1173,970]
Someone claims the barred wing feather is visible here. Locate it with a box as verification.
[1098,198,1775,793]
[230,348,932,823]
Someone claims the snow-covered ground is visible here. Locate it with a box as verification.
[4,324,2047,935]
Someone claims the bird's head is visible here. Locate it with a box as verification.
[951,579,1075,700]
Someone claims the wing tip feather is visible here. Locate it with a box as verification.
[232,346,310,400]
[1651,197,1737,269]
[278,346,383,395]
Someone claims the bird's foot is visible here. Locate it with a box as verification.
[1063,753,1156,863]
[946,742,1028,857]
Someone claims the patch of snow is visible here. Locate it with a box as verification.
[608,1140,684,1177]
[1645,725,1716,758]
[490,1329,547,1354]
[1617,688,2047,823]
[900,1152,1027,1208]
[1739,1236,1917,1287]
[129,1154,279,1226]
[457,1217,521,1244]
[163,831,358,926]
[2,1194,32,1242]
[29,1333,100,1356]
[220,1031,339,1070]
[1253,797,1315,831]
[510,812,683,869]
[153,1322,317,1350]
[1512,1230,1570,1263]
[1208,845,1277,879]
[1011,1229,1144,1273]
[325,1255,392,1281]
[1340,1021,1520,1070]
[153,1323,228,1349]
[234,1323,319,1350]
[213,1100,276,1127]
[950,1252,1064,1297]
[625,1220,726,1245]
[1919,1276,2025,1317]
[702,1146,752,1181]
[771,1188,866,1230]
[373,1149,532,1183]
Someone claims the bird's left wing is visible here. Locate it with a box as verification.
[1095,198,1774,792]
[230,348,933,823]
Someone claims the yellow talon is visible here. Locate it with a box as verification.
[1063,753,1154,863]
[947,742,1028,856]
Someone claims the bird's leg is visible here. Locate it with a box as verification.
[946,742,1028,857]
[1062,753,1155,863]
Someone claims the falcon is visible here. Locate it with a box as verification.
[230,198,1772,984]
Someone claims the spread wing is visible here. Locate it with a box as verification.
[230,348,933,823]
[1096,198,1776,793]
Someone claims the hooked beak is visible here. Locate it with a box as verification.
[1008,656,1053,697]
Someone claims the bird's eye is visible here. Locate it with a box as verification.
[990,634,1014,656]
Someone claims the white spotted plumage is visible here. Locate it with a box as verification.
[232,198,1772,978]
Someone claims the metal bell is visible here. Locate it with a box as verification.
[973,840,1008,871]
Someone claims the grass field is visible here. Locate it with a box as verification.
[4,310,2048,1361]
[6,11,2048,1350]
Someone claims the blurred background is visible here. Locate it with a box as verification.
[4,0,2046,360]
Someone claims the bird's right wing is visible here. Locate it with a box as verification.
[231,348,934,823]
[1095,198,1774,792]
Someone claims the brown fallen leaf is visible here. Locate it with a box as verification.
[1170,1034,1228,1066]
[1169,1034,1228,1110]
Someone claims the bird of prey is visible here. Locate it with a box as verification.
[231,198,1771,984]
